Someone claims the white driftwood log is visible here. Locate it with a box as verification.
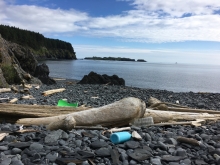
[0,88,11,93]
[42,88,66,96]
[144,109,220,123]
[17,97,146,130]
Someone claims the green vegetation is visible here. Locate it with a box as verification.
[1,64,20,84]
[0,25,76,59]
[85,56,136,61]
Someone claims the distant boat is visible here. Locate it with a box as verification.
[175,62,177,64]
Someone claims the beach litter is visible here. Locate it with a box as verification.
[110,131,131,144]
[57,99,78,107]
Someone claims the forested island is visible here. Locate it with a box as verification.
[85,56,146,62]
[0,25,76,59]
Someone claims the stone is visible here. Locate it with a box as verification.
[11,148,22,154]
[29,143,43,151]
[0,158,11,165]
[0,146,8,151]
[46,152,59,162]
[161,155,187,162]
[34,63,56,85]
[95,148,111,157]
[78,71,125,85]
[128,149,152,161]
[90,140,108,149]
[8,142,31,149]
[150,157,162,165]
[125,141,140,149]
[10,160,24,165]
[44,129,63,144]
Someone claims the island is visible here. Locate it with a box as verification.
[84,56,147,62]
[137,59,147,62]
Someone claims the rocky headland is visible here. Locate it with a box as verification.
[0,25,76,88]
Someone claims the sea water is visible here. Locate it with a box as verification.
[42,60,220,93]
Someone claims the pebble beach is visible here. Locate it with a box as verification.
[1,79,220,165]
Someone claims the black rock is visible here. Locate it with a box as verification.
[8,142,31,149]
[78,71,125,85]
[95,147,111,157]
[128,149,152,161]
[90,140,108,149]
[125,141,139,149]
[34,63,56,85]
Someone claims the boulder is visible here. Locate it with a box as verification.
[78,71,125,85]
[34,63,56,85]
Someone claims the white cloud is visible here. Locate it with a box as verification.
[0,0,220,43]
[0,0,89,33]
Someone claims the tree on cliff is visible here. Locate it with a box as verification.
[0,25,76,59]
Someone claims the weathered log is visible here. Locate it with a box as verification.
[42,88,66,96]
[9,98,18,103]
[17,97,146,130]
[0,103,91,123]
[144,109,220,123]
[0,88,11,93]
[0,133,8,141]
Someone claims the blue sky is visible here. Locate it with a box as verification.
[0,0,220,64]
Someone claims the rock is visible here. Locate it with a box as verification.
[44,129,63,144]
[95,148,111,157]
[11,148,22,154]
[90,140,108,149]
[29,143,43,151]
[132,131,142,140]
[161,155,187,162]
[0,158,11,165]
[46,152,58,162]
[8,142,31,149]
[34,63,56,85]
[125,141,140,149]
[78,71,125,85]
[128,148,152,162]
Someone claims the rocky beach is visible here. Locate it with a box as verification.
[1,79,220,165]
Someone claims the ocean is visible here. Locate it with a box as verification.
[41,60,220,93]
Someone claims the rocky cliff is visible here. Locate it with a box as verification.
[0,35,41,87]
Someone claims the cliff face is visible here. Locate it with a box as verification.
[0,25,76,60]
[0,35,41,87]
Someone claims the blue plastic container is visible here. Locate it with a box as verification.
[110,132,131,144]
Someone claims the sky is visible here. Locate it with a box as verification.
[0,0,220,65]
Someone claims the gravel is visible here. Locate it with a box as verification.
[1,80,220,165]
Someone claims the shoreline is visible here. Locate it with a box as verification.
[1,79,220,164]
[1,78,220,110]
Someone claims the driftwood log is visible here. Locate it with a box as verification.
[17,97,146,130]
[0,103,90,123]
[144,109,220,123]
[0,88,11,93]
[42,88,66,96]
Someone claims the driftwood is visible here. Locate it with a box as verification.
[17,97,146,130]
[42,88,66,96]
[103,127,131,134]
[0,103,90,123]
[0,133,8,141]
[0,88,11,93]
[9,98,18,103]
[144,109,220,123]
